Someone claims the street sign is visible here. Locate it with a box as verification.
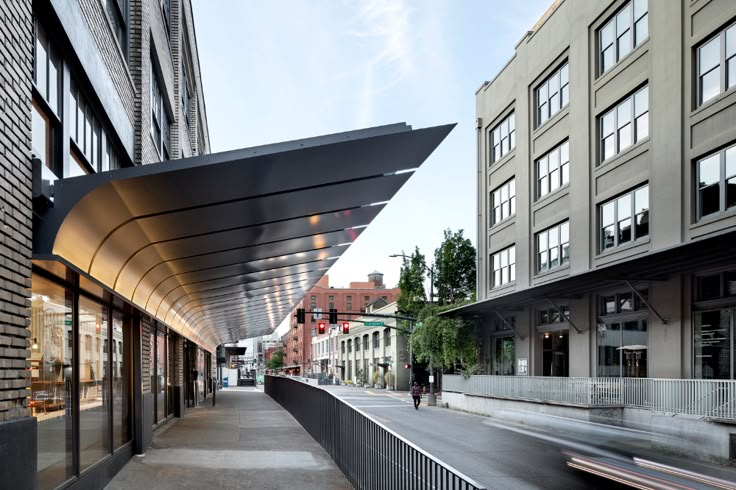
[364,321,384,326]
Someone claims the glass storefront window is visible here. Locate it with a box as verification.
[31,275,73,490]
[597,319,648,377]
[156,326,167,423]
[112,311,132,449]
[492,336,515,375]
[694,310,731,379]
[78,295,109,472]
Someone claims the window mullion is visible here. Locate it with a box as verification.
[722,30,728,96]
[722,150,727,213]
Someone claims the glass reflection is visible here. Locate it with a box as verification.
[112,311,131,449]
[78,296,109,471]
[156,327,166,423]
[31,275,73,490]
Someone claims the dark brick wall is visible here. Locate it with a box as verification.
[77,0,136,125]
[0,0,33,422]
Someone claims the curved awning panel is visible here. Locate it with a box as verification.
[36,122,455,350]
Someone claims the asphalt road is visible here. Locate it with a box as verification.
[324,386,623,490]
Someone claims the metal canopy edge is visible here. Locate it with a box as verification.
[35,122,455,350]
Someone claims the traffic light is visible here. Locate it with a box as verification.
[404,363,410,369]
[296,308,305,324]
[318,322,326,335]
[329,308,338,324]
[342,322,349,334]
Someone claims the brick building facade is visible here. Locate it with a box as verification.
[282,272,400,374]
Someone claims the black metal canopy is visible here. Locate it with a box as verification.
[35,122,455,350]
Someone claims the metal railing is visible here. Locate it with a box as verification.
[266,375,485,490]
[443,375,736,420]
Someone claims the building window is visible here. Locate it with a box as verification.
[598,0,648,75]
[697,22,736,106]
[491,178,515,226]
[696,144,736,219]
[695,270,736,301]
[491,245,515,289]
[597,318,648,377]
[328,295,334,301]
[600,86,648,162]
[536,221,569,273]
[150,61,170,161]
[373,332,379,348]
[161,0,171,36]
[106,0,128,60]
[384,329,391,346]
[599,289,648,315]
[341,341,345,354]
[346,296,352,311]
[694,309,732,379]
[537,305,570,326]
[600,184,649,251]
[181,58,192,131]
[489,112,515,164]
[536,141,569,199]
[535,63,569,127]
[32,18,61,173]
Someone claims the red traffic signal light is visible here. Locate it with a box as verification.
[404,363,410,369]
[342,322,349,334]
[318,322,326,334]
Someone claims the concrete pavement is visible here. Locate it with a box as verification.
[105,387,350,490]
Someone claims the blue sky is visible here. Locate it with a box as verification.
[191,1,551,333]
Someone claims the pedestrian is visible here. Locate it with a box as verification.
[410,381,422,410]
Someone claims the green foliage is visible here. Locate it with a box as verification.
[266,347,283,369]
[410,302,477,371]
[434,229,476,306]
[397,247,427,318]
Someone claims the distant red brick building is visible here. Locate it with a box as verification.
[282,272,400,373]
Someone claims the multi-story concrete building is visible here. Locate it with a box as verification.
[337,301,411,391]
[454,0,736,382]
[285,272,400,374]
[1,1,452,488]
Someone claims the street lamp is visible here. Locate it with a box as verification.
[389,252,437,406]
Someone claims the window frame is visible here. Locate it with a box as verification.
[599,184,649,252]
[599,85,649,163]
[491,245,516,289]
[598,0,649,76]
[535,62,569,128]
[150,60,170,161]
[535,221,570,274]
[106,0,129,60]
[696,21,736,107]
[490,178,516,226]
[536,140,570,199]
[489,112,516,164]
[696,144,736,219]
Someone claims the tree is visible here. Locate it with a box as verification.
[410,303,478,372]
[434,229,476,306]
[267,347,283,369]
[397,246,427,318]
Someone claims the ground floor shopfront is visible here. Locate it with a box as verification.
[28,261,214,490]
[467,259,736,382]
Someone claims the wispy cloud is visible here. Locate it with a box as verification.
[349,0,415,126]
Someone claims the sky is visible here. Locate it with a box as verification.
[190,0,551,336]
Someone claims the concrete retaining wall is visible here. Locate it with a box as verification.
[443,392,736,464]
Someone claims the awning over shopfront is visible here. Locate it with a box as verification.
[35,122,454,351]
[444,229,736,323]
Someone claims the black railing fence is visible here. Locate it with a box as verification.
[265,376,486,490]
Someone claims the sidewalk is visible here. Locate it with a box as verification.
[105,387,350,490]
